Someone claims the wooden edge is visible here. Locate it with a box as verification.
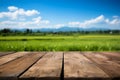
[19,77,60,80]
[0,77,17,80]
[0,52,16,57]
[19,52,63,79]
[64,77,120,80]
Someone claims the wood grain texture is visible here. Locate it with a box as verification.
[0,52,119,80]
[64,52,109,80]
[0,52,15,57]
[0,52,45,80]
[83,52,120,78]
[100,52,120,64]
[20,52,63,80]
[0,52,30,65]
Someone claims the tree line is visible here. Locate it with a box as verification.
[0,28,120,36]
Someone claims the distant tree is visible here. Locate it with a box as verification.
[36,30,41,33]
[25,29,32,33]
[0,28,120,36]
[1,28,12,33]
[113,30,120,34]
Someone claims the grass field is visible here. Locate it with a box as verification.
[0,35,120,51]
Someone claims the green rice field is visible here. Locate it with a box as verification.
[0,35,120,51]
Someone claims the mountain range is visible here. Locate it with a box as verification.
[10,26,111,32]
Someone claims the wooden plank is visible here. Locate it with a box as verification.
[0,52,45,80]
[100,52,120,64]
[0,52,15,57]
[83,52,120,78]
[64,52,109,80]
[0,52,30,65]
[20,52,63,80]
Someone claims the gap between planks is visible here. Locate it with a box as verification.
[64,52,109,80]
[82,52,120,78]
[20,52,63,80]
[0,52,45,80]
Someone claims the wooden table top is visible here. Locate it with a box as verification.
[0,51,120,80]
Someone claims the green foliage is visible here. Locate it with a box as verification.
[0,28,120,36]
[0,35,120,51]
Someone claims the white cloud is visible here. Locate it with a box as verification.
[55,24,65,28]
[82,15,104,26]
[0,20,50,29]
[24,10,39,16]
[32,16,50,24]
[0,6,40,20]
[105,18,120,25]
[105,16,120,25]
[111,19,120,25]
[0,6,50,29]
[68,15,105,28]
[32,16,42,24]
[0,7,120,30]
[67,15,120,29]
[8,6,18,11]
[0,19,50,28]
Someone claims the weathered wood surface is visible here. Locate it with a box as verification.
[0,52,30,65]
[20,52,63,80]
[0,52,45,80]
[83,52,120,78]
[64,52,109,80]
[100,52,120,64]
[0,52,14,57]
[0,52,120,80]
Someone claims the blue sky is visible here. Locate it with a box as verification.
[0,0,120,29]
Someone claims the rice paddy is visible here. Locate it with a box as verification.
[0,35,120,51]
